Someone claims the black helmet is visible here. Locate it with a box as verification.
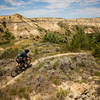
[25,49,29,53]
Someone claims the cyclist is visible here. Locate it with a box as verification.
[16,49,30,67]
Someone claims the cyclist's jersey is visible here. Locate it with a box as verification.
[17,52,27,59]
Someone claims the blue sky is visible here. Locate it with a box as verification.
[0,0,100,18]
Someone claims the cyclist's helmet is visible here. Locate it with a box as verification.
[25,49,29,53]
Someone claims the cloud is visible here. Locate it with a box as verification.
[70,7,100,17]
[18,8,61,17]
[18,6,100,18]
[79,0,100,6]
[4,0,100,8]
[35,0,100,9]
[0,5,16,10]
[5,0,32,6]
[37,0,80,9]
[2,0,100,18]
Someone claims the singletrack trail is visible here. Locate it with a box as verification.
[0,52,87,89]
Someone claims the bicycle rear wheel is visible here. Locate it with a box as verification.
[11,68,18,77]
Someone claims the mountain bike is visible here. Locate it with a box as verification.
[11,57,32,77]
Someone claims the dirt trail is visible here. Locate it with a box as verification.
[0,52,88,89]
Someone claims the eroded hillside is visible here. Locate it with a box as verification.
[0,14,100,38]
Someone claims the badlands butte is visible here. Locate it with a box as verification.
[0,13,100,38]
[0,14,100,100]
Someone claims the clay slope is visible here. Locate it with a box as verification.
[0,14,100,38]
[0,14,39,37]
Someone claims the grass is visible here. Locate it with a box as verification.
[53,79,60,85]
[18,87,25,93]
[53,61,58,68]
[56,88,70,99]
[95,71,100,77]
[23,93,30,100]
[0,47,19,59]
[34,47,38,55]
[10,89,17,95]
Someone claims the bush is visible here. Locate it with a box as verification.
[0,48,19,59]
[43,31,67,44]
[18,88,25,93]
[0,28,15,45]
[58,21,67,28]
[69,26,89,51]
[92,44,100,58]
[34,47,38,55]
[10,89,17,95]
[53,79,60,85]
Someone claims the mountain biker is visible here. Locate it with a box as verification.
[16,49,30,67]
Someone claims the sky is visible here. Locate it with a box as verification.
[0,0,100,19]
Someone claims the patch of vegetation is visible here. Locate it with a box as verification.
[69,26,89,51]
[92,44,100,58]
[53,79,60,85]
[0,24,15,46]
[0,47,19,59]
[94,71,100,77]
[58,21,67,29]
[37,26,47,33]
[10,89,17,95]
[53,61,58,69]
[77,79,88,84]
[34,47,38,55]
[56,88,70,99]
[43,31,67,44]
[21,44,30,50]
[18,87,25,93]
[22,93,30,100]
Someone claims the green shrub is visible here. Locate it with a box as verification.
[34,47,38,55]
[37,26,46,32]
[23,93,30,100]
[10,89,17,95]
[0,48,19,59]
[18,87,25,93]
[53,79,60,85]
[43,31,67,44]
[92,44,100,58]
[69,26,89,51]
[94,71,100,77]
[58,21,67,28]
[0,27,15,45]
[2,21,6,28]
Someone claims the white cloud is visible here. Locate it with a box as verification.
[18,8,61,17]
[37,0,80,9]
[71,7,100,17]
[18,7,100,18]
[79,0,100,6]
[35,0,100,9]
[5,0,32,6]
[4,0,100,8]
[0,5,15,10]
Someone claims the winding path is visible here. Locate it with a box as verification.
[0,52,88,89]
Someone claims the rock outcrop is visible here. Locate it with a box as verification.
[0,14,100,38]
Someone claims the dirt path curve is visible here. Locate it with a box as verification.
[1,52,88,89]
